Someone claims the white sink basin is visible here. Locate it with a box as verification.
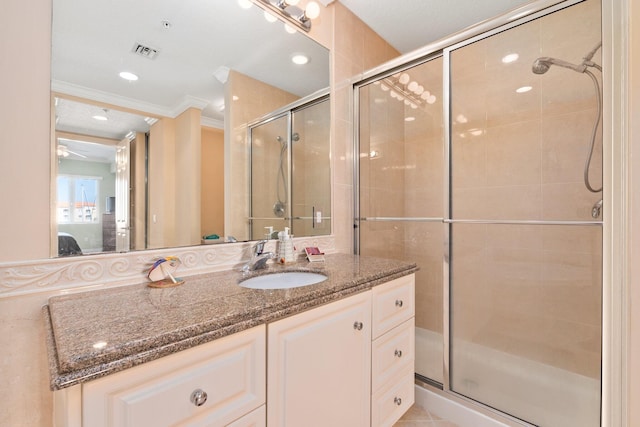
[240,272,327,290]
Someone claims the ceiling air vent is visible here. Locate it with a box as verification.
[132,43,159,60]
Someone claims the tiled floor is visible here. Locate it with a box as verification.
[393,404,459,427]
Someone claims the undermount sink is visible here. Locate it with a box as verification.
[240,272,327,290]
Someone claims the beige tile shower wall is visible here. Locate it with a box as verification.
[331,2,400,254]
[226,70,299,241]
[450,0,602,378]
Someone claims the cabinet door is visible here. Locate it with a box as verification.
[267,292,371,427]
[82,326,265,427]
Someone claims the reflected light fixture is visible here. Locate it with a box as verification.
[502,53,519,64]
[92,109,109,121]
[291,53,309,65]
[119,71,138,81]
[254,0,321,32]
[516,85,533,93]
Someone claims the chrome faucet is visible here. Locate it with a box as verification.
[242,240,275,272]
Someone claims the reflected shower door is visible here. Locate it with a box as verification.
[250,114,289,238]
[448,0,602,425]
[291,97,331,237]
[358,56,445,385]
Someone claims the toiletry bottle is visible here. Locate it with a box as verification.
[278,227,295,263]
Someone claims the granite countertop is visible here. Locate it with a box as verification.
[44,253,417,390]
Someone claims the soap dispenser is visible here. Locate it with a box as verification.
[277,227,295,263]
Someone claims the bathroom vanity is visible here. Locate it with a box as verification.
[45,254,416,427]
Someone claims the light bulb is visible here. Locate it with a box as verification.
[407,81,418,92]
[284,23,297,34]
[305,1,320,19]
[264,11,277,22]
[287,0,300,5]
[237,0,252,9]
[399,73,410,85]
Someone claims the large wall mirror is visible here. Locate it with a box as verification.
[51,0,331,257]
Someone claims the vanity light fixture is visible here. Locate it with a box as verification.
[253,0,321,32]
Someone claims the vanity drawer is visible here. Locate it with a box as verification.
[371,365,415,427]
[372,274,415,339]
[372,318,415,392]
[82,325,266,427]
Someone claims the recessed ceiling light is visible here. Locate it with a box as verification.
[291,54,309,65]
[119,71,138,81]
[405,116,416,122]
[92,114,108,121]
[502,53,519,64]
[516,85,533,93]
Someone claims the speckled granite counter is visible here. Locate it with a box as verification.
[44,254,417,390]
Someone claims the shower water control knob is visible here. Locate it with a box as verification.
[190,389,208,407]
[395,299,404,308]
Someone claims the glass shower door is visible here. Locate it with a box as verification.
[249,114,290,239]
[448,0,602,425]
[357,56,445,385]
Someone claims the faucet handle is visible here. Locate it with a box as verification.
[253,239,267,255]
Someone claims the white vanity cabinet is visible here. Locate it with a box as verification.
[267,291,372,427]
[267,273,416,427]
[53,274,416,427]
[371,274,415,427]
[57,325,266,427]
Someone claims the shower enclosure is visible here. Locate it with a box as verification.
[355,0,602,426]
[249,95,331,240]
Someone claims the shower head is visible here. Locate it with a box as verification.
[531,57,587,74]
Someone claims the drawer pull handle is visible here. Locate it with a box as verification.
[190,389,208,407]
[395,299,404,308]
[394,396,402,406]
[353,321,364,331]
[394,349,403,358]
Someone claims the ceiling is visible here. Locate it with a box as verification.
[53,0,535,160]
[339,0,534,54]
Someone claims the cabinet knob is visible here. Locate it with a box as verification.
[190,389,208,407]
[394,349,403,358]
[394,396,402,406]
[353,321,364,331]
[395,299,404,308]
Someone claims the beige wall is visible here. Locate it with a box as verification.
[331,2,401,254]
[201,127,225,238]
[147,108,203,249]
[0,0,51,262]
[628,0,640,423]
